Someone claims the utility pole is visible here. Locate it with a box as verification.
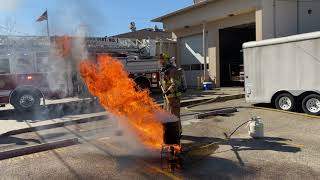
[46,8,50,38]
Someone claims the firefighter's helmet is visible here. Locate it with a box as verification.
[160,53,169,61]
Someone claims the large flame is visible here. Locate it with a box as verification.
[55,35,71,58]
[80,54,164,149]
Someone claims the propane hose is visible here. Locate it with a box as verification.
[223,120,252,139]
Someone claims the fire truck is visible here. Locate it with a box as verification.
[0,35,170,111]
[0,36,70,111]
[84,37,162,90]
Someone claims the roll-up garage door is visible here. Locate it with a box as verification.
[179,34,204,87]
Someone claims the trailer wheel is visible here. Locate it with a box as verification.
[274,93,295,111]
[11,90,41,112]
[302,94,320,115]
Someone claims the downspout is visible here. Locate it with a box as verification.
[202,22,208,81]
[297,0,300,34]
[273,0,277,38]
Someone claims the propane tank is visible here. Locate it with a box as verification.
[248,116,264,138]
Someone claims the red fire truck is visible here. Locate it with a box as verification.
[0,36,167,111]
[0,36,68,111]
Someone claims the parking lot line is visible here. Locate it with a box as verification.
[252,107,320,119]
[279,141,305,148]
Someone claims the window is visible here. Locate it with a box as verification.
[36,52,49,57]
[36,52,50,72]
[36,57,50,72]
[201,64,209,70]
[181,64,190,71]
[0,38,7,50]
[191,64,201,70]
[0,58,10,74]
[15,57,34,73]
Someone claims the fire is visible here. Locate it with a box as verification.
[80,54,164,149]
[55,35,71,58]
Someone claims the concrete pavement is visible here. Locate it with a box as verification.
[0,88,244,137]
[180,98,320,179]
[1,99,320,179]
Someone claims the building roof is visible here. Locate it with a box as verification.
[111,28,172,40]
[152,0,217,22]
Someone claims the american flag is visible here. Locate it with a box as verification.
[36,10,48,22]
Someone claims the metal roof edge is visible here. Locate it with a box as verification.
[151,0,217,22]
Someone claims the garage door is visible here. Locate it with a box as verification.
[179,34,204,87]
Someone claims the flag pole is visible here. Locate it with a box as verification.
[46,8,50,38]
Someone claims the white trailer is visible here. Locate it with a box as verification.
[243,31,320,115]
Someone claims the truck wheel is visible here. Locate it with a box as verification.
[275,93,295,111]
[11,90,41,112]
[135,78,150,91]
[138,82,150,90]
[302,94,320,115]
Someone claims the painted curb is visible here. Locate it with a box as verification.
[1,114,107,137]
[0,138,79,160]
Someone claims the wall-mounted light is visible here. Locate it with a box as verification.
[308,9,312,15]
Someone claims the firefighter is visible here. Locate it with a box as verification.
[159,53,182,135]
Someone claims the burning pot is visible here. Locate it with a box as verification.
[161,120,182,172]
[163,121,181,145]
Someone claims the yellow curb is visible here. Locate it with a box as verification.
[253,107,320,119]
[278,141,305,148]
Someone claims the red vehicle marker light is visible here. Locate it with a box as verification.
[152,73,157,79]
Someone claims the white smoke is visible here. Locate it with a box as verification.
[44,0,107,97]
[49,0,107,36]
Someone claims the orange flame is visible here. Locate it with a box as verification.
[80,54,164,149]
[55,35,71,58]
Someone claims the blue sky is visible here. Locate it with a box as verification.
[0,0,191,37]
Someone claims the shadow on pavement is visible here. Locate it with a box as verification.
[182,156,256,180]
[179,135,301,179]
[181,135,301,153]
[254,103,274,108]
